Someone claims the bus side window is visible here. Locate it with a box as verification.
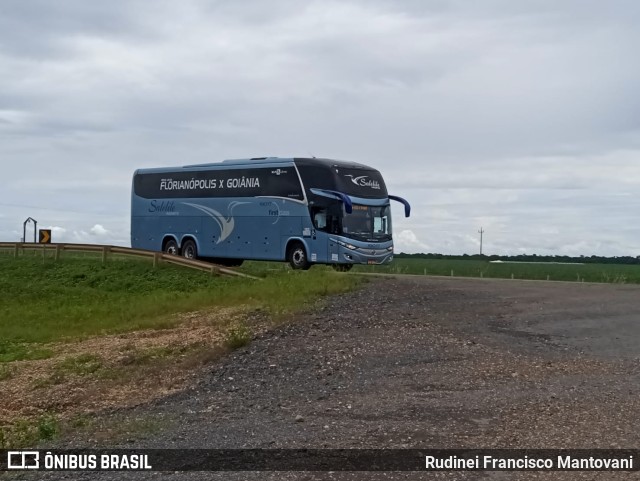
[314,210,327,230]
[328,215,340,234]
[313,205,340,234]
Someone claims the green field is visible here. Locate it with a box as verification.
[0,253,362,362]
[3,251,638,363]
[353,258,640,283]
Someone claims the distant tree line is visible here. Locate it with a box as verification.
[395,253,640,265]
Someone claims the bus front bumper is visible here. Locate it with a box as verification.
[339,247,394,265]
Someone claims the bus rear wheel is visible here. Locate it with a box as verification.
[332,264,353,272]
[182,239,197,259]
[288,242,310,270]
[164,238,179,255]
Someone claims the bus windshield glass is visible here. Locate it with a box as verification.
[341,204,392,242]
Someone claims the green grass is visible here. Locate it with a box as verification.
[0,411,171,448]
[67,414,171,445]
[0,414,60,448]
[353,258,640,283]
[33,354,105,387]
[0,363,15,381]
[33,353,102,389]
[32,348,192,387]
[55,353,103,376]
[224,321,252,349]
[0,254,362,361]
[118,345,190,366]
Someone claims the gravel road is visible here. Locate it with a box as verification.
[22,276,640,480]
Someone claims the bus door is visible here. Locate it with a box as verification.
[311,206,341,264]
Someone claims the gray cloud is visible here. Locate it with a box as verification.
[1,0,640,255]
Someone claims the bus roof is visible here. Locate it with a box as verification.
[137,157,376,173]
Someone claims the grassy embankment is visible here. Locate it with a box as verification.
[0,252,362,447]
[353,258,640,284]
[0,254,360,361]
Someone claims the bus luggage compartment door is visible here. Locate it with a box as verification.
[328,237,340,264]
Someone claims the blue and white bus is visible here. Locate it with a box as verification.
[131,157,410,270]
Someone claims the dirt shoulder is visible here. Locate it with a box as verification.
[0,307,259,443]
[17,276,640,480]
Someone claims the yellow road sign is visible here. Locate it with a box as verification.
[39,229,51,244]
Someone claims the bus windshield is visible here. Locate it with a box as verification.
[341,204,392,242]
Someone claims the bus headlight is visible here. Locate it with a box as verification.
[337,240,357,250]
[387,246,393,251]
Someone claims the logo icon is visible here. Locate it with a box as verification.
[345,175,380,190]
[184,201,248,244]
[7,451,40,470]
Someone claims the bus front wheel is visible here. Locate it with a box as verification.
[288,243,310,270]
[182,239,197,259]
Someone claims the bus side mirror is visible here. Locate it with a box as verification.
[389,195,410,217]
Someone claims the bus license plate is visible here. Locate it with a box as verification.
[367,260,377,264]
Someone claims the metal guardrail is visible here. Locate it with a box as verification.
[0,242,260,279]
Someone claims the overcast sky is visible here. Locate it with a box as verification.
[2,0,640,256]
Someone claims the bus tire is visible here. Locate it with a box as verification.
[332,264,353,272]
[182,239,197,259]
[288,242,310,270]
[163,238,179,255]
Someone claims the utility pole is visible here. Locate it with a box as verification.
[478,227,484,256]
